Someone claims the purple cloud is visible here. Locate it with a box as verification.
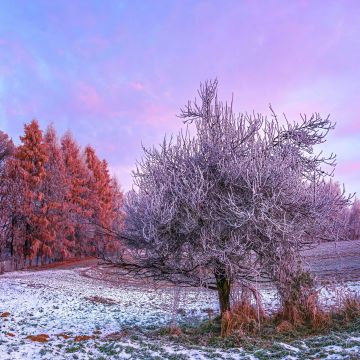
[0,0,359,194]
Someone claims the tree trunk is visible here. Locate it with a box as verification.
[215,271,231,317]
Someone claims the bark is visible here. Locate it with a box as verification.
[215,270,231,316]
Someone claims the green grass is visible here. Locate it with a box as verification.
[152,310,360,353]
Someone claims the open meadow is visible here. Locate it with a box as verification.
[1,241,359,360]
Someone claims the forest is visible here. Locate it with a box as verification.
[0,120,124,270]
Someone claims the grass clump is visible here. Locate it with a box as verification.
[156,293,360,349]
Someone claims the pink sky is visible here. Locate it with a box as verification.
[0,0,359,193]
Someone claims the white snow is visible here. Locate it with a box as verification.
[277,342,300,353]
[0,266,359,359]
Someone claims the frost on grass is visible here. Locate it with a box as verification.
[0,267,359,359]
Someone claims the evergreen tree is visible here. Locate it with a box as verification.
[43,125,72,259]
[85,146,116,255]
[15,120,51,265]
[61,132,92,255]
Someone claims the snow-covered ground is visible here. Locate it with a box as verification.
[0,266,359,359]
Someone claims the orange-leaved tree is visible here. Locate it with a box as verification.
[61,132,93,256]
[85,146,118,255]
[15,120,52,265]
[43,125,72,260]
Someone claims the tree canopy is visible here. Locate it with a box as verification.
[118,80,352,315]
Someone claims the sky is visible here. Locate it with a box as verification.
[0,0,359,193]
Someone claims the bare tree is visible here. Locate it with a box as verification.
[0,131,15,262]
[348,198,360,240]
[112,80,351,316]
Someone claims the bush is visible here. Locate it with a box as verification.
[275,272,331,330]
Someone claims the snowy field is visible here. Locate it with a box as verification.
[0,265,359,360]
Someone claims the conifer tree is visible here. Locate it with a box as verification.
[61,132,92,255]
[0,131,14,170]
[0,131,17,262]
[1,122,124,266]
[1,159,26,267]
[85,146,116,255]
[15,120,51,265]
[43,125,71,259]
[349,199,360,240]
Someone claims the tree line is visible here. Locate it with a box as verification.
[0,120,123,269]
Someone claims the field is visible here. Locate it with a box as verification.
[0,241,359,360]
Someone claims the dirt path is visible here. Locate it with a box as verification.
[27,257,99,270]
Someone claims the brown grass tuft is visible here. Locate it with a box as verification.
[6,332,16,337]
[104,331,128,341]
[221,300,267,337]
[0,312,10,318]
[341,295,360,322]
[85,296,117,305]
[74,335,94,342]
[26,334,50,343]
[275,273,331,331]
[275,295,331,331]
[276,320,294,333]
[169,326,183,337]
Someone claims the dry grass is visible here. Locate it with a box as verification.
[275,294,331,331]
[104,331,128,341]
[274,272,331,331]
[339,295,360,322]
[85,295,117,305]
[169,326,183,337]
[74,335,94,342]
[275,320,294,333]
[221,300,267,337]
[26,334,50,343]
[210,289,359,340]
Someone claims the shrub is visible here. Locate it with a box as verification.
[275,272,331,330]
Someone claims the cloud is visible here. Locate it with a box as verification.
[0,0,359,193]
[129,81,145,91]
[74,81,105,114]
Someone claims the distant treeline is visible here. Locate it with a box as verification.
[0,121,123,269]
[0,120,359,272]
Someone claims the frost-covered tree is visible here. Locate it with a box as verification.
[0,131,14,170]
[117,80,351,316]
[0,131,15,260]
[348,198,360,240]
